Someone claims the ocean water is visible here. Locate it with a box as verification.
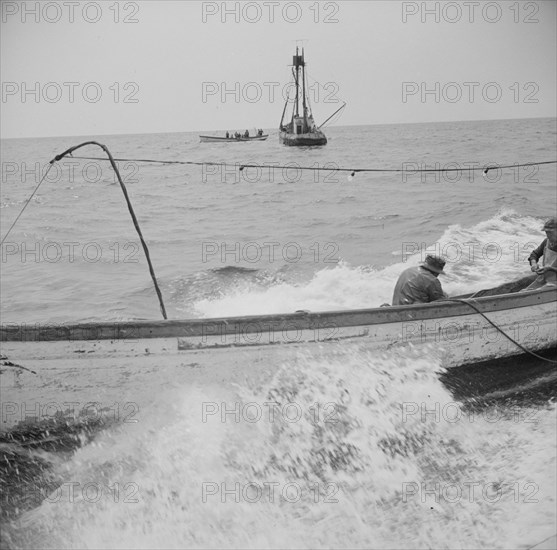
[1,118,556,549]
[1,118,557,321]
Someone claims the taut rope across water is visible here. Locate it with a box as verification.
[0,142,169,320]
[3,142,556,320]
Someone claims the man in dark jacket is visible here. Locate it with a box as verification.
[392,255,448,306]
[524,217,557,290]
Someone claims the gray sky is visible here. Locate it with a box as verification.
[1,0,556,138]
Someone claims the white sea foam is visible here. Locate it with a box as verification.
[9,345,555,549]
[192,209,549,316]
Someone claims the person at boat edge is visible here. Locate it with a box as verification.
[523,217,557,291]
[391,255,448,306]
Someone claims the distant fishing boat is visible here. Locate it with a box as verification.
[199,132,268,143]
[279,47,344,147]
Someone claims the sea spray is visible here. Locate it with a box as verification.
[191,210,550,318]
[5,344,555,549]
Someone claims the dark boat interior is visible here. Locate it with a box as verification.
[454,274,537,299]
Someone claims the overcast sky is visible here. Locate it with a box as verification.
[1,0,556,138]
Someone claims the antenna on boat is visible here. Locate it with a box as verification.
[317,102,347,130]
[293,38,308,48]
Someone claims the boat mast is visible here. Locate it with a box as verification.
[301,48,307,131]
[294,46,300,119]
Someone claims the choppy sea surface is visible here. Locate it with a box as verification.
[1,118,556,549]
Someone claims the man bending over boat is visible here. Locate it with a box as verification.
[524,217,557,290]
[392,255,448,306]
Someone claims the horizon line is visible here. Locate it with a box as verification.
[1,115,555,141]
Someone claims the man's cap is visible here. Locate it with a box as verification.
[542,218,557,231]
[420,255,446,274]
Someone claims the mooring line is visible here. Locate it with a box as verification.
[50,142,168,319]
[447,298,557,364]
[1,163,55,246]
[526,534,557,550]
[0,356,37,375]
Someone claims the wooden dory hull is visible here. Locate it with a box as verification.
[199,135,268,143]
[1,287,556,369]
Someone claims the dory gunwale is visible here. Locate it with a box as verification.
[1,285,555,343]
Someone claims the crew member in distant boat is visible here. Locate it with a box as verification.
[258,129,263,136]
[244,130,249,138]
[392,255,448,306]
[524,217,557,290]
[226,131,229,138]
